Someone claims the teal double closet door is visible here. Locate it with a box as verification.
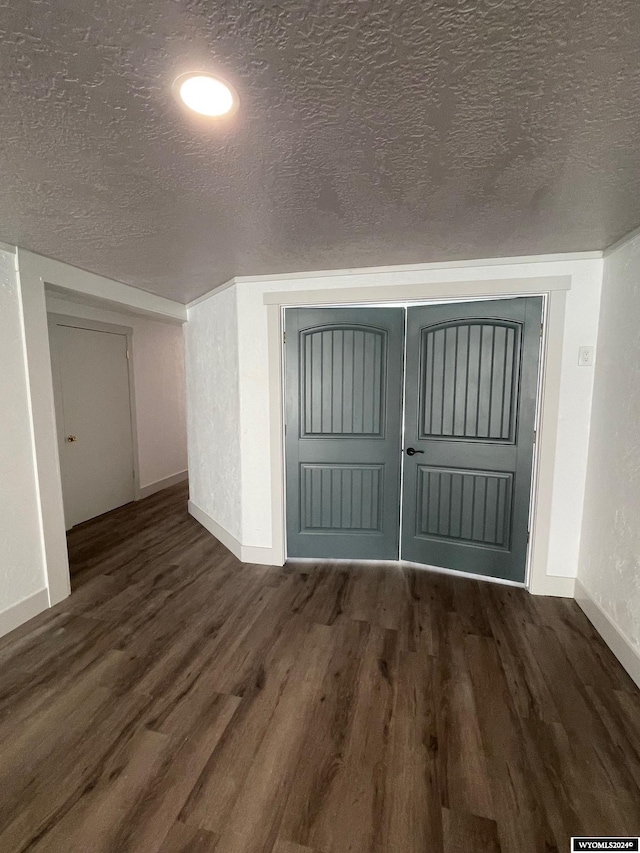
[285,297,543,583]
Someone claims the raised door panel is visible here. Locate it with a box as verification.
[300,464,384,533]
[301,327,387,437]
[416,467,513,549]
[419,320,521,443]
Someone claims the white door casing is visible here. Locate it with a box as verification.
[265,277,575,596]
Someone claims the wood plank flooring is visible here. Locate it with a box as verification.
[0,482,639,852]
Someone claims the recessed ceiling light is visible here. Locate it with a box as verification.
[173,72,238,118]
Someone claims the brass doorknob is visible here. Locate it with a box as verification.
[66,435,78,442]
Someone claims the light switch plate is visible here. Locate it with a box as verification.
[578,346,594,366]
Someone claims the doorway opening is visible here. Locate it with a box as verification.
[283,296,544,586]
[48,314,138,589]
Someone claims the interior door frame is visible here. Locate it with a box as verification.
[47,313,141,512]
[268,277,572,596]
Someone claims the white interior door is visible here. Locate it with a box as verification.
[50,323,135,528]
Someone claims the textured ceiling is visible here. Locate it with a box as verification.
[1,0,640,303]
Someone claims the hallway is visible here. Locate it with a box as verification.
[0,483,638,851]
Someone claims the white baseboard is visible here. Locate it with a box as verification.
[574,578,640,689]
[241,544,280,564]
[188,501,279,566]
[138,470,188,500]
[0,588,50,640]
[188,500,242,559]
[529,574,576,598]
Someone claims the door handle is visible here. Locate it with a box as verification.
[406,447,424,456]
[66,435,78,442]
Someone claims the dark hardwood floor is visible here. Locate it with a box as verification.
[0,482,638,852]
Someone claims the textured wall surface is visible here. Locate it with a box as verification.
[0,250,47,613]
[185,286,242,539]
[46,296,188,488]
[578,233,640,656]
[0,0,639,302]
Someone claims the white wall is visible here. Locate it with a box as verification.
[46,297,188,491]
[185,286,242,541]
[577,233,640,674]
[187,255,603,586]
[0,246,188,637]
[0,249,48,632]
